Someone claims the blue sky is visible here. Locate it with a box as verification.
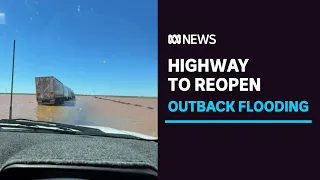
[0,0,157,96]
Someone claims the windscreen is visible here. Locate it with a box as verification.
[0,0,157,138]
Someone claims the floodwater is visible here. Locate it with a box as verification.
[0,94,158,137]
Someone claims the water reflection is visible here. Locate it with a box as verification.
[62,100,76,107]
[0,95,157,136]
[35,104,64,121]
[35,100,76,121]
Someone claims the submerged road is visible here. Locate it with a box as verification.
[0,94,158,137]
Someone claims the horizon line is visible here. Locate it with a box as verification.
[0,92,158,98]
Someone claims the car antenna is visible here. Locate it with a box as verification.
[9,40,16,120]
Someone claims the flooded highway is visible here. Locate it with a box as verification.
[0,94,158,137]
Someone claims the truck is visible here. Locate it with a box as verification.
[70,89,75,100]
[63,85,76,100]
[63,85,71,100]
[35,76,75,105]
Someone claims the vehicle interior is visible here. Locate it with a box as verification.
[0,130,158,180]
[0,0,157,179]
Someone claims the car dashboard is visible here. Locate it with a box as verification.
[0,132,158,180]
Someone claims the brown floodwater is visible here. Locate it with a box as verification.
[0,94,158,137]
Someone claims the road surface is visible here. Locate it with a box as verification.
[0,94,158,137]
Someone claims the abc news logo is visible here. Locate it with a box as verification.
[168,34,216,45]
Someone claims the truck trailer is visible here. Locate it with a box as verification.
[63,85,70,101]
[35,76,75,105]
[70,90,75,99]
[63,86,75,100]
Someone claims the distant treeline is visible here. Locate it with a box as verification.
[0,93,36,95]
[0,92,157,99]
[78,94,158,99]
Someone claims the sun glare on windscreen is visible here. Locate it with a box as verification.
[0,13,5,24]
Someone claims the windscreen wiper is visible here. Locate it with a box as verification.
[0,119,154,141]
[0,118,81,134]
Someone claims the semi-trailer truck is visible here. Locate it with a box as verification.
[70,90,75,99]
[63,85,70,101]
[35,76,75,105]
[63,86,75,100]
